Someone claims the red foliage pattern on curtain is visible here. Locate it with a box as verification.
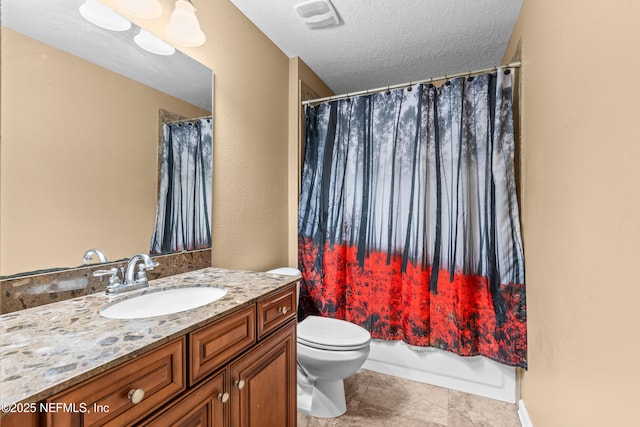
[299,238,527,368]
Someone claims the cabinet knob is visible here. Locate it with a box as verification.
[278,306,289,314]
[235,379,246,390]
[218,392,230,403]
[128,388,145,404]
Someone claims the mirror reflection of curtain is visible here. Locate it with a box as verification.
[151,117,212,254]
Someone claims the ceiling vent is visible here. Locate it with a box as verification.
[294,0,340,29]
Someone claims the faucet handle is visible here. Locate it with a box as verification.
[93,268,122,286]
[139,254,159,270]
[135,264,149,283]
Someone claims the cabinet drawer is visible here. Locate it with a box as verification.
[257,285,297,339]
[43,337,185,427]
[190,305,256,385]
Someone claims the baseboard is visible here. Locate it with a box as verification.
[518,399,533,427]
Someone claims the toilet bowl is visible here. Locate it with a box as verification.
[266,268,371,418]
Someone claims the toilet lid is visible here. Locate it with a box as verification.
[297,316,371,351]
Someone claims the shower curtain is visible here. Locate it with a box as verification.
[151,117,212,254]
[298,69,527,368]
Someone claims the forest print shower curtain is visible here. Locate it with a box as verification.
[298,69,527,368]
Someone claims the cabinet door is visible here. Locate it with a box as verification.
[229,321,296,427]
[140,370,228,427]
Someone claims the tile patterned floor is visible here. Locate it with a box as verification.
[297,369,521,427]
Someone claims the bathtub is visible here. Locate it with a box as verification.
[362,339,517,403]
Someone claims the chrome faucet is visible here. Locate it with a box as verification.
[82,248,108,264]
[93,253,159,295]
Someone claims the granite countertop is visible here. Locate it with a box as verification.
[0,267,298,408]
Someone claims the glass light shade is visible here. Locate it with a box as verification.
[134,29,175,55]
[164,0,206,47]
[115,0,163,19]
[79,0,131,31]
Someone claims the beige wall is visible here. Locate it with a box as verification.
[0,28,207,275]
[504,0,640,425]
[287,58,333,266]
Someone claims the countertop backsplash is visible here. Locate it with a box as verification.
[0,249,212,314]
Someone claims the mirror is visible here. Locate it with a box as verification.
[0,0,213,276]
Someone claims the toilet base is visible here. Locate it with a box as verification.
[297,378,347,418]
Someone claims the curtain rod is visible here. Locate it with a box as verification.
[302,61,521,106]
[163,115,212,125]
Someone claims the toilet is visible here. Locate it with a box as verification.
[266,268,371,418]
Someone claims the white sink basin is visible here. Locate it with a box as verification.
[100,287,227,319]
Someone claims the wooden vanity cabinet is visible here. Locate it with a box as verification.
[43,337,186,427]
[35,284,297,427]
[159,287,296,427]
[141,319,296,427]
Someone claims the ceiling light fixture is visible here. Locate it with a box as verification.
[79,0,132,31]
[164,0,206,47]
[294,0,340,29]
[115,0,163,19]
[134,29,176,55]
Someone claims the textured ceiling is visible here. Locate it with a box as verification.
[2,0,523,104]
[229,0,523,95]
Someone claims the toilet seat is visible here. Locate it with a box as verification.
[297,316,371,351]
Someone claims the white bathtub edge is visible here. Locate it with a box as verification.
[362,339,517,403]
[518,399,533,427]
